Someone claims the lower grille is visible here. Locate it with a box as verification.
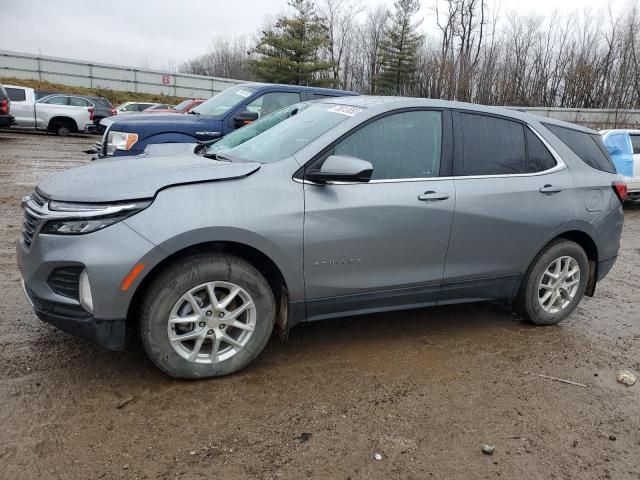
[47,267,83,300]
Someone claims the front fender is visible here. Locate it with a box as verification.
[123,226,305,304]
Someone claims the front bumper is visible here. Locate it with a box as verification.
[17,221,158,349]
[23,281,126,350]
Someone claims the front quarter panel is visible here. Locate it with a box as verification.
[122,157,305,301]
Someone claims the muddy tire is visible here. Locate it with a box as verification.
[515,239,589,325]
[139,253,275,379]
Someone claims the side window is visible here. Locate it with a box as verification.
[544,123,616,174]
[44,96,69,105]
[68,97,90,107]
[329,110,442,180]
[5,88,27,102]
[246,92,301,118]
[526,129,557,173]
[630,135,640,155]
[459,113,526,175]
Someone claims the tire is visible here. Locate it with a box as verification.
[56,125,70,136]
[139,253,276,379]
[515,239,589,325]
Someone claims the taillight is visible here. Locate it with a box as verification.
[88,107,94,121]
[0,99,7,115]
[612,181,628,203]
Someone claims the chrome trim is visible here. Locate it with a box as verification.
[21,279,34,308]
[294,124,567,185]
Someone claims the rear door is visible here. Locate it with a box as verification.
[441,111,573,302]
[303,109,456,319]
[4,87,34,127]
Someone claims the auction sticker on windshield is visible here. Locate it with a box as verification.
[235,90,252,98]
[327,105,363,116]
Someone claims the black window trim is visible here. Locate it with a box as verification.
[295,107,454,184]
[452,110,565,179]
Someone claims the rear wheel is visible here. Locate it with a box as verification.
[515,240,589,325]
[139,253,276,379]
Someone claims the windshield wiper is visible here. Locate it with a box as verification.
[201,152,232,162]
[188,110,200,115]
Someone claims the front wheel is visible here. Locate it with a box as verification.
[139,253,276,379]
[515,240,589,325]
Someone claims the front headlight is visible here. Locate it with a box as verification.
[41,200,151,235]
[106,130,138,155]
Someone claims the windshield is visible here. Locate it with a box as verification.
[206,102,362,163]
[173,99,192,111]
[191,86,257,116]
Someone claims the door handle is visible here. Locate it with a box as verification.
[539,184,563,194]
[418,191,450,202]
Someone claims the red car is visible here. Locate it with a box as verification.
[143,99,205,114]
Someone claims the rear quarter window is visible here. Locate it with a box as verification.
[544,124,616,174]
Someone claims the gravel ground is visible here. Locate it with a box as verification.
[0,130,639,480]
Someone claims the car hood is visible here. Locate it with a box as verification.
[108,112,220,129]
[37,154,261,203]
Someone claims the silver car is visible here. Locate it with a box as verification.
[17,97,625,379]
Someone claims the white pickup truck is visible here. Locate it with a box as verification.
[3,85,93,136]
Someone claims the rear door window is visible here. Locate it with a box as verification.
[69,97,91,107]
[544,124,616,173]
[526,130,557,173]
[5,88,26,102]
[458,113,527,175]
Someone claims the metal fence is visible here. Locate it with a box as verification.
[0,49,242,99]
[506,107,640,130]
[2,49,640,128]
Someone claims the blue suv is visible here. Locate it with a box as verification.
[93,83,357,158]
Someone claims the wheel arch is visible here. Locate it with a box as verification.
[126,240,292,332]
[47,116,78,132]
[522,229,599,298]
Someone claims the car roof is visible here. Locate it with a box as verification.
[237,83,357,95]
[313,95,598,133]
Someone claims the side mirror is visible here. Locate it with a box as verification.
[233,110,259,128]
[306,155,373,183]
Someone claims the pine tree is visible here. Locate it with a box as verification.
[377,0,423,95]
[249,0,335,86]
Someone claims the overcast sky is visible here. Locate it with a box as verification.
[1,0,623,71]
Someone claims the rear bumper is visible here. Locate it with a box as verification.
[23,282,125,350]
[0,115,15,128]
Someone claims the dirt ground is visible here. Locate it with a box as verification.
[0,130,639,480]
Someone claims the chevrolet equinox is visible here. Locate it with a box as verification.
[17,97,625,378]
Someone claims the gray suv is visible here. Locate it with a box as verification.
[17,97,625,379]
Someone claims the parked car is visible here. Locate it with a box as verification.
[142,104,173,112]
[601,129,640,201]
[4,85,93,136]
[89,83,358,158]
[17,97,624,379]
[37,94,117,133]
[143,99,205,114]
[115,102,161,114]
[0,84,15,128]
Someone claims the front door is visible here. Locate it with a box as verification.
[303,109,455,320]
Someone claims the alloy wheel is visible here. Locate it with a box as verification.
[167,281,257,364]
[537,256,581,314]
